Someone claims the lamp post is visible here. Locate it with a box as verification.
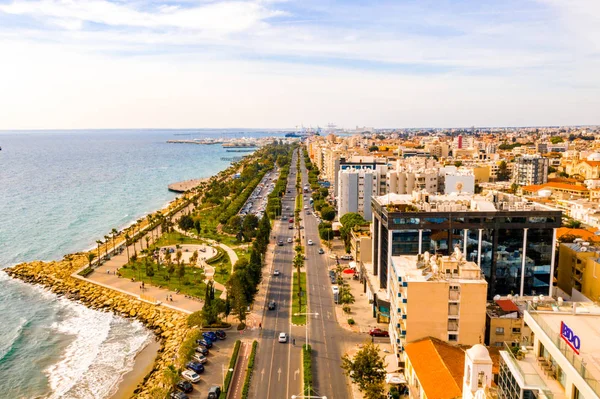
[291,395,327,398]
[293,312,319,349]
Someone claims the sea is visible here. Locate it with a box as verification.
[0,129,282,398]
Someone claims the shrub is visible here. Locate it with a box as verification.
[237,322,246,331]
[303,344,313,395]
[177,329,202,366]
[241,341,258,399]
[348,318,355,325]
[342,305,352,314]
[206,246,225,264]
[187,311,204,328]
[78,267,94,277]
[222,340,241,396]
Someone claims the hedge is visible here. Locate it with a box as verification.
[220,339,241,398]
[241,340,258,399]
[206,246,226,264]
[78,267,94,277]
[303,344,313,396]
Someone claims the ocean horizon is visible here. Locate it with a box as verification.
[0,129,282,398]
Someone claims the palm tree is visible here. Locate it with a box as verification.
[147,215,154,240]
[104,235,110,258]
[87,253,96,268]
[96,240,102,262]
[145,236,150,251]
[124,234,131,263]
[111,228,118,254]
[175,250,182,268]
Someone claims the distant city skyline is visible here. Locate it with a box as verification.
[0,0,598,129]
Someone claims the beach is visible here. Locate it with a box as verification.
[110,339,161,399]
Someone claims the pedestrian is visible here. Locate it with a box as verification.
[293,338,296,345]
[259,323,262,329]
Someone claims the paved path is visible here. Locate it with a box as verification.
[228,341,251,399]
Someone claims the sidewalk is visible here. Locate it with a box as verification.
[228,340,251,399]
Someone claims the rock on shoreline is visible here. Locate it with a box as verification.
[6,254,192,399]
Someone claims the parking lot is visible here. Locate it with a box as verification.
[239,170,278,219]
[178,331,239,398]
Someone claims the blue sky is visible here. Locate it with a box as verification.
[0,0,598,129]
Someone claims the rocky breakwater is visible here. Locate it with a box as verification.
[6,253,193,399]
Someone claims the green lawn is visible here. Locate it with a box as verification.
[291,272,307,325]
[154,231,204,247]
[118,259,221,299]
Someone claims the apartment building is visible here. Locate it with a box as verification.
[557,241,600,302]
[389,252,487,365]
[513,155,549,186]
[338,165,388,220]
[371,191,562,300]
[498,301,600,399]
[485,298,531,348]
[334,155,388,199]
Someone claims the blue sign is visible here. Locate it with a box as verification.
[560,321,581,354]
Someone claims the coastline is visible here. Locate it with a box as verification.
[110,339,161,399]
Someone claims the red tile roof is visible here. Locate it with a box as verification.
[495,299,519,313]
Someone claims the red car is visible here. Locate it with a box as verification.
[369,328,389,337]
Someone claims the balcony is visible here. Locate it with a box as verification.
[501,343,564,399]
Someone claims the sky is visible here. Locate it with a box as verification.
[0,0,598,129]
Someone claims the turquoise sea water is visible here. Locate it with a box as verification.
[0,129,279,398]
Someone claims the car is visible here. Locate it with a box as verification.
[277,240,284,246]
[369,328,390,337]
[330,276,336,284]
[195,346,209,355]
[307,239,313,245]
[288,224,293,230]
[192,353,208,364]
[197,339,213,348]
[170,391,190,399]
[318,248,324,254]
[340,254,353,260]
[288,218,294,223]
[268,300,276,310]
[304,205,308,209]
[182,369,201,383]
[177,380,194,393]
[278,332,288,343]
[287,237,292,243]
[306,211,310,215]
[273,269,280,276]
[215,330,226,340]
[329,270,336,278]
[207,386,222,399]
[186,361,205,374]
[287,190,291,193]
[203,331,217,341]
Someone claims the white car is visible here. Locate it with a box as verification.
[192,353,207,364]
[182,370,201,383]
[307,239,314,245]
[304,205,308,210]
[273,269,280,276]
[278,332,288,343]
[287,238,293,243]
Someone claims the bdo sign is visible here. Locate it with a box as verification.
[560,321,581,354]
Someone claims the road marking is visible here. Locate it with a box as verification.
[294,368,300,380]
[278,367,282,382]
[261,368,265,382]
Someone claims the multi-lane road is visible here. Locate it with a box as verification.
[249,148,355,399]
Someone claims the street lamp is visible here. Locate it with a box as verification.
[293,312,319,349]
[221,364,234,390]
[291,395,327,398]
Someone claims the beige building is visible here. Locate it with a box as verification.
[389,252,488,366]
[350,227,372,264]
[485,298,531,348]
[557,242,600,302]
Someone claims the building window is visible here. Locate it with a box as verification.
[496,327,505,334]
[495,342,504,347]
[512,328,521,334]
[449,334,458,342]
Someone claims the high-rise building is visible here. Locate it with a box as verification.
[513,155,549,186]
[371,191,561,300]
[338,165,387,220]
[334,156,388,199]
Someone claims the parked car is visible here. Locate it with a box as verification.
[196,339,213,348]
[340,254,353,260]
[207,386,222,399]
[369,328,389,337]
[186,361,205,374]
[182,369,201,383]
[277,239,284,246]
[215,330,226,340]
[318,248,324,254]
[278,332,288,343]
[177,380,194,393]
[307,239,313,245]
[273,269,280,276]
[329,270,336,278]
[268,300,276,310]
[203,331,217,342]
[195,346,209,355]
[170,391,190,399]
[287,237,293,243]
[192,353,207,364]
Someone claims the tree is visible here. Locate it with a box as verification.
[96,240,102,262]
[341,341,386,398]
[177,262,185,283]
[175,250,182,268]
[454,161,463,167]
[163,364,179,392]
[104,235,110,258]
[368,145,379,152]
[146,263,155,281]
[550,136,564,144]
[178,214,194,231]
[340,213,367,252]
[321,206,336,222]
[558,233,580,243]
[87,253,96,268]
[497,161,510,181]
[111,228,118,255]
[194,219,202,236]
[510,183,520,194]
[564,219,582,228]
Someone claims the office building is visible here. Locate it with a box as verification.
[371,191,562,299]
[498,300,600,399]
[513,155,549,186]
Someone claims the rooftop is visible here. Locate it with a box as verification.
[391,251,487,284]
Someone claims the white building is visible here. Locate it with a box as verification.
[498,300,600,399]
[338,165,388,220]
[513,155,549,186]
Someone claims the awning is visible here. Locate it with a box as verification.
[385,373,406,385]
[343,268,356,274]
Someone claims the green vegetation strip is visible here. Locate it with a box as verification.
[177,329,202,366]
[241,340,258,399]
[291,272,307,325]
[220,339,241,398]
[206,246,226,264]
[303,344,313,396]
[154,231,203,247]
[78,267,94,277]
